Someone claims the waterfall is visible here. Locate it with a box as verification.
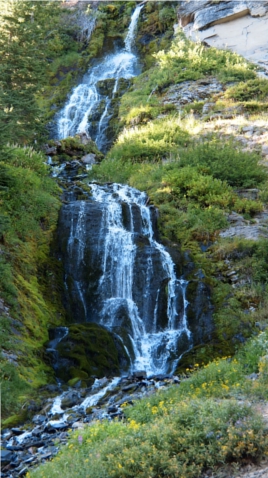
[86,183,192,376]
[54,3,195,377]
[56,4,143,150]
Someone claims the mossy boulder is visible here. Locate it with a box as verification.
[53,323,130,383]
[45,135,104,163]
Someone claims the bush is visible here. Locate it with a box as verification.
[225,78,268,102]
[29,389,267,478]
[108,116,189,163]
[178,140,266,188]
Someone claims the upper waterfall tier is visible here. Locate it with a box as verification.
[58,183,193,376]
[56,4,143,151]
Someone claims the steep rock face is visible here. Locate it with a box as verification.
[178,1,268,74]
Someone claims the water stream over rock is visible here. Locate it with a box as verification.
[56,4,143,151]
[58,183,192,376]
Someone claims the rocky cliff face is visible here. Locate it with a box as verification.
[178,0,268,75]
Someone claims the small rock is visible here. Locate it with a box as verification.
[32,415,47,425]
[72,422,85,429]
[122,383,138,392]
[246,373,259,380]
[76,132,92,145]
[226,270,238,277]
[11,428,26,436]
[44,145,57,156]
[18,467,29,476]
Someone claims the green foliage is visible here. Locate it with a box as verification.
[29,356,268,478]
[226,78,268,102]
[119,33,256,125]
[0,145,62,416]
[251,240,268,283]
[94,133,266,246]
[108,116,189,162]
[55,323,128,383]
[178,140,266,188]
[0,315,30,415]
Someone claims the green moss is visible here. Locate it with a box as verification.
[56,323,129,382]
[2,410,29,430]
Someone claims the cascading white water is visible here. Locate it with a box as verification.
[57,4,143,150]
[90,183,192,376]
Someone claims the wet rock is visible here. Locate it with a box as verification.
[46,421,69,431]
[132,370,147,380]
[11,428,26,436]
[152,373,169,381]
[108,405,118,414]
[32,415,47,425]
[61,391,81,409]
[1,449,16,465]
[18,467,29,477]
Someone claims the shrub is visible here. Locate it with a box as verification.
[225,78,268,102]
[178,140,266,188]
[108,116,189,163]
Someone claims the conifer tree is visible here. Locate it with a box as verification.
[0,1,67,147]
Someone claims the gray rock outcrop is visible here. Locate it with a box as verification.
[178,1,268,75]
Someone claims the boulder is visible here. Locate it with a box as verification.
[81,153,96,164]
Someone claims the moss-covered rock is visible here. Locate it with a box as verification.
[52,323,130,383]
[46,135,104,163]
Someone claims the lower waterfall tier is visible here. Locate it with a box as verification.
[57,183,213,376]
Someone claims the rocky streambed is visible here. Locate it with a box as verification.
[1,373,180,478]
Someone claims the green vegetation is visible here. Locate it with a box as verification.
[0,145,62,417]
[28,329,268,478]
[90,137,265,244]
[118,33,256,127]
